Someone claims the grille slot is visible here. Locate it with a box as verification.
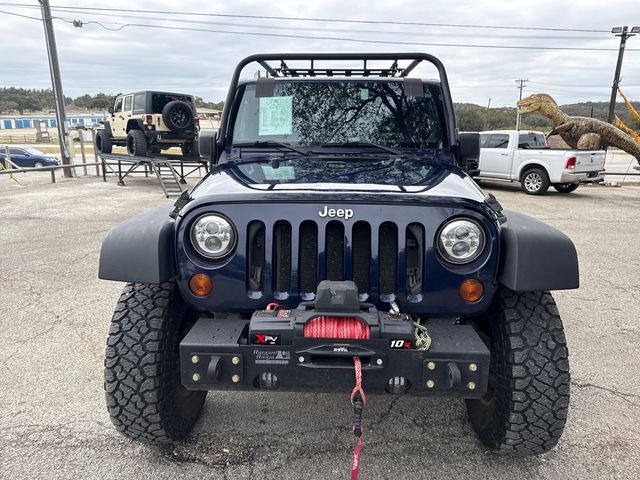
[406,223,424,295]
[273,221,292,292]
[299,221,318,293]
[351,222,371,294]
[325,221,345,281]
[247,221,265,291]
[378,222,398,295]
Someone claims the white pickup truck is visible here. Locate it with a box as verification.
[474,130,606,195]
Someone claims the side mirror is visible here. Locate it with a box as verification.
[458,132,481,176]
[198,130,219,166]
[108,107,114,114]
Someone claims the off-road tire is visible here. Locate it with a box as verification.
[104,282,207,443]
[126,129,148,157]
[95,129,113,154]
[521,168,550,195]
[553,183,579,193]
[465,288,570,456]
[162,100,195,132]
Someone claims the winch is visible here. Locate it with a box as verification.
[248,281,414,348]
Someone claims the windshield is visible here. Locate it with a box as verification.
[232,80,445,149]
[23,147,45,155]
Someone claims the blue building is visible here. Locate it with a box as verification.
[0,112,107,130]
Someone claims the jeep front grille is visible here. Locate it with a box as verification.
[247,219,425,301]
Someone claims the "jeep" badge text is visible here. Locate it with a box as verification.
[318,206,354,220]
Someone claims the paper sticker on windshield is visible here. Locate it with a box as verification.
[360,88,369,100]
[259,96,293,136]
[261,165,295,181]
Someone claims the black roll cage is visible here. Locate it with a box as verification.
[218,53,458,151]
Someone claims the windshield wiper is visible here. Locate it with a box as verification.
[326,141,402,156]
[216,157,292,170]
[233,141,310,156]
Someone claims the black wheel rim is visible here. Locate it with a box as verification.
[170,107,190,128]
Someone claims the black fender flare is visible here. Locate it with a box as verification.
[102,120,113,136]
[498,210,579,291]
[99,205,176,283]
[126,119,145,132]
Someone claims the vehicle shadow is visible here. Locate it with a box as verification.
[156,392,547,479]
[478,180,598,198]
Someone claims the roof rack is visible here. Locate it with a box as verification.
[219,53,456,147]
[257,58,422,78]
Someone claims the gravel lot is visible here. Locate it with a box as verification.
[1,174,639,480]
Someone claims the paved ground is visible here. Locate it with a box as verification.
[1,173,639,480]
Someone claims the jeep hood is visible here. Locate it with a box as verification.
[182,164,489,217]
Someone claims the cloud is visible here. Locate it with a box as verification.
[0,0,638,106]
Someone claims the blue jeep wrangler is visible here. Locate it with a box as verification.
[99,53,578,456]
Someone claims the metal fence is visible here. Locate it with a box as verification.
[0,134,58,144]
[0,161,106,183]
[1,130,107,184]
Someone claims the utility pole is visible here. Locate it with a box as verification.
[515,79,528,131]
[39,0,72,177]
[484,98,491,130]
[607,26,639,124]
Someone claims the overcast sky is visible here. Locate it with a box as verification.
[0,0,638,107]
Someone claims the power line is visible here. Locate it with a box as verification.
[1,6,635,51]
[529,81,640,88]
[0,5,607,40]
[0,8,41,20]
[48,17,638,52]
[0,2,611,33]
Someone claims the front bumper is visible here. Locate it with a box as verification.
[559,170,605,183]
[179,316,490,397]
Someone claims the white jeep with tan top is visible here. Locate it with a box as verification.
[95,91,200,157]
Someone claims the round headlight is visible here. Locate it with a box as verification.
[437,218,485,264]
[190,214,236,259]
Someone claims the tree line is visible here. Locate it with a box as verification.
[455,101,640,132]
[0,88,224,115]
[0,87,638,134]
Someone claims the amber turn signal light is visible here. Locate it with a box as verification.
[189,273,213,297]
[459,279,484,303]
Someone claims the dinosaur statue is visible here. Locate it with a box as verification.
[517,93,640,162]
